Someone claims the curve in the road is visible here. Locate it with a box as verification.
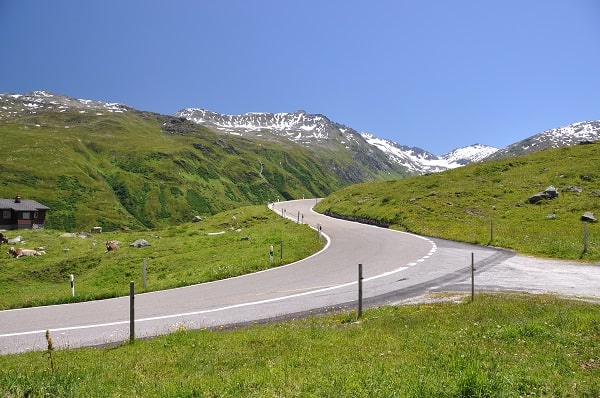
[0,199,511,354]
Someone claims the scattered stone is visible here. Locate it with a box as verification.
[581,174,590,181]
[566,186,583,193]
[130,239,151,248]
[591,190,600,196]
[192,215,203,223]
[60,232,92,239]
[527,186,559,204]
[546,213,556,220]
[581,212,597,223]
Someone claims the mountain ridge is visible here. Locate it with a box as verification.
[3,90,599,175]
[1,90,598,230]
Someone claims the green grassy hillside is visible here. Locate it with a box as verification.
[316,142,600,261]
[0,107,349,231]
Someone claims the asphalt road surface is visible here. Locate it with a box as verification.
[1,199,598,355]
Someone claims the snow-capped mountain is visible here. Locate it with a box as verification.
[175,108,348,144]
[176,108,498,174]
[0,90,130,118]
[442,144,499,165]
[361,133,460,173]
[3,91,598,176]
[487,121,600,160]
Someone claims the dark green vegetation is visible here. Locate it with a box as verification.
[316,142,600,261]
[0,104,404,231]
[1,294,598,397]
[0,206,323,310]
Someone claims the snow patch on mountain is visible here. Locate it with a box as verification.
[489,120,600,160]
[175,108,338,143]
[361,133,498,173]
[0,91,129,120]
[442,144,499,165]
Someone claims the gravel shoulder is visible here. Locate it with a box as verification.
[399,253,600,305]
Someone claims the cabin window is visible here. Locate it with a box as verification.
[2,210,9,219]
[34,211,39,219]
[22,212,31,220]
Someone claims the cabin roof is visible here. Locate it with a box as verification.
[0,198,50,211]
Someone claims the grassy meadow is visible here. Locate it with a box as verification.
[316,142,600,261]
[0,205,323,310]
[1,294,598,397]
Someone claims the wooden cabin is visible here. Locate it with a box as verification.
[0,195,50,230]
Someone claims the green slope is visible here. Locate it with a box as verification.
[1,108,346,230]
[316,142,600,261]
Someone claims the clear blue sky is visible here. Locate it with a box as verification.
[2,1,599,155]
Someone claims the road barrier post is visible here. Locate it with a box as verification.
[269,245,274,264]
[471,253,475,302]
[142,259,147,289]
[129,281,135,343]
[358,263,363,319]
[583,221,588,254]
[70,274,74,297]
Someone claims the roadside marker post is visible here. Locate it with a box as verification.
[583,221,588,254]
[142,259,147,289]
[358,263,363,319]
[269,245,274,264]
[471,253,475,302]
[129,281,135,343]
[70,274,74,297]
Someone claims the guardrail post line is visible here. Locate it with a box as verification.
[358,263,363,319]
[130,281,135,343]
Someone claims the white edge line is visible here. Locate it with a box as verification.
[0,200,436,339]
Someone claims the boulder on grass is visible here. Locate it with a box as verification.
[527,186,559,204]
[581,212,597,223]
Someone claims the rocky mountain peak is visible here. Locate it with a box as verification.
[174,108,348,143]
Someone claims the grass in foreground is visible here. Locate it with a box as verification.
[0,205,324,310]
[0,294,598,397]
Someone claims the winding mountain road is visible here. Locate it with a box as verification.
[1,199,598,355]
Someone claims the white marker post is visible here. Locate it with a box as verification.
[70,274,74,297]
[269,245,274,264]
